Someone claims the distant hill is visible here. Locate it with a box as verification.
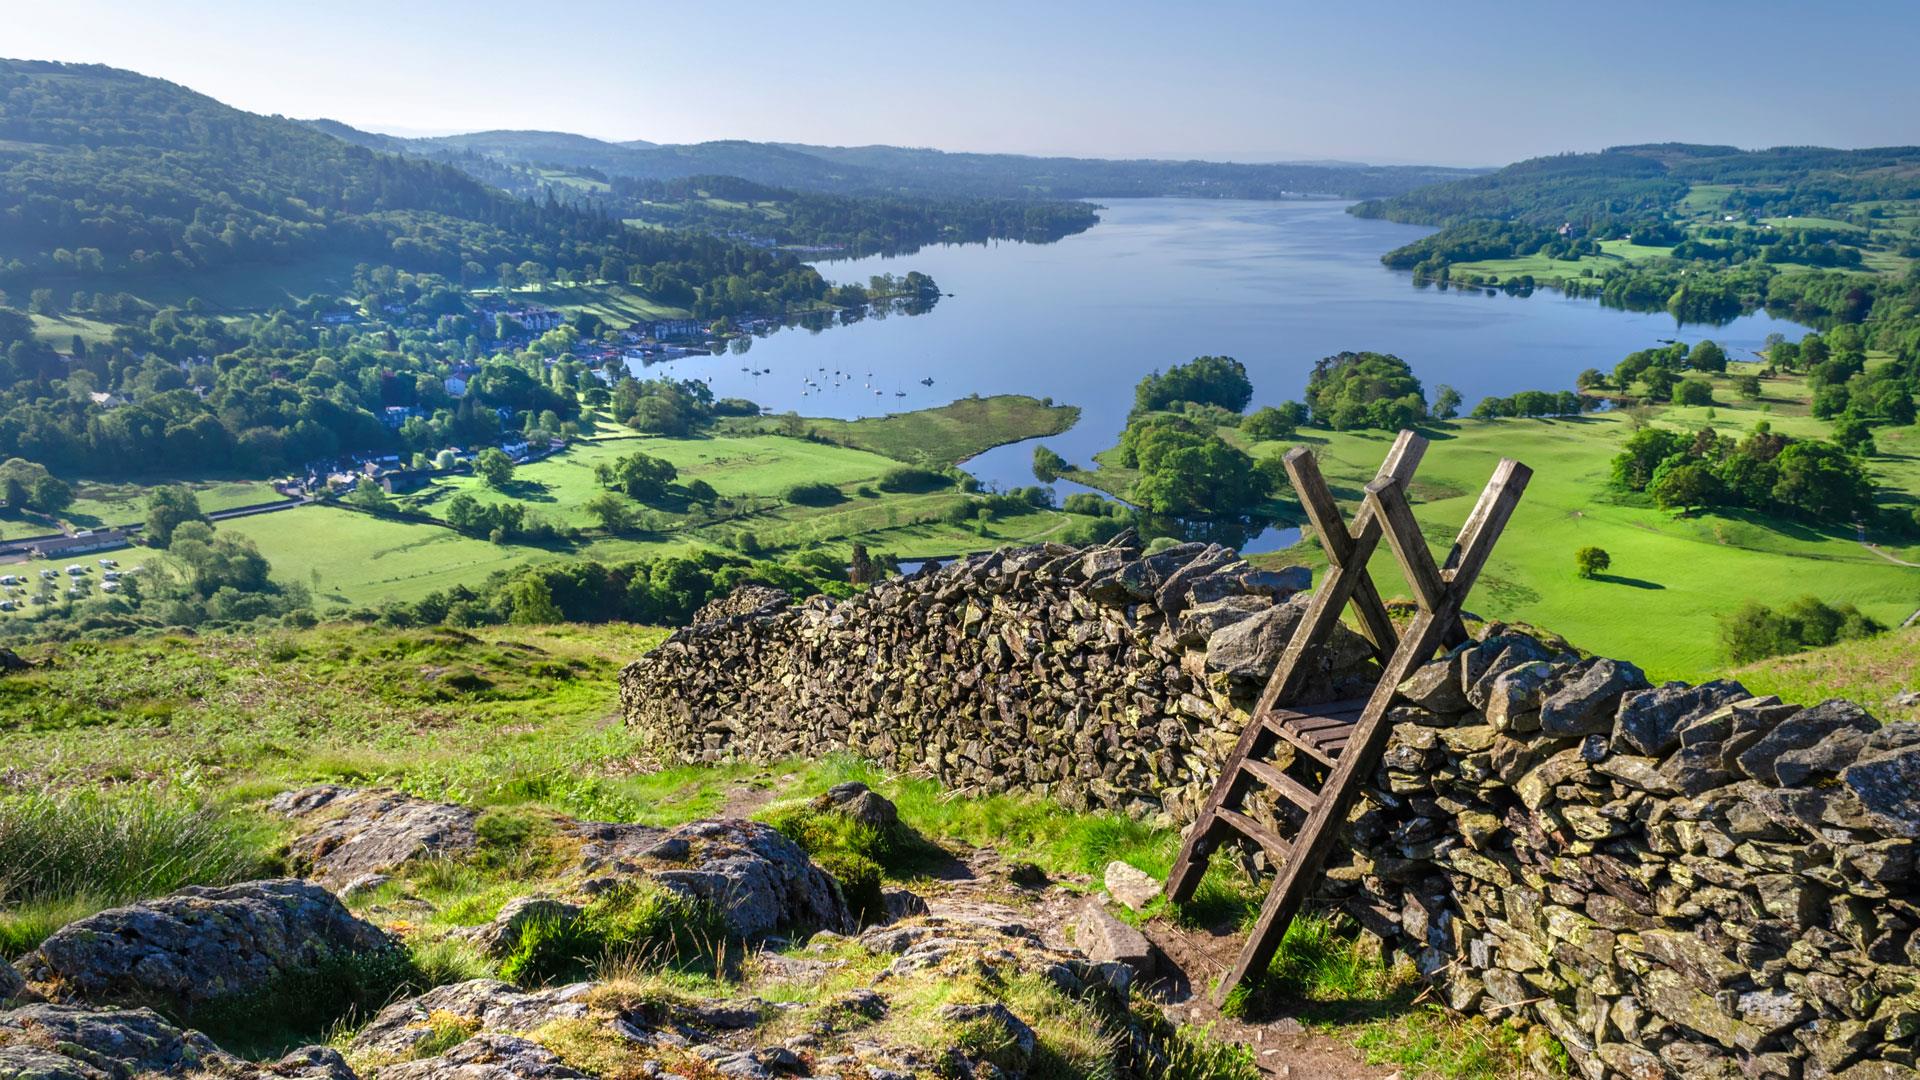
[305,121,1479,201]
[0,60,804,291]
[1353,143,1920,226]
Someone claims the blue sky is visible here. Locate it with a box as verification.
[10,0,1917,166]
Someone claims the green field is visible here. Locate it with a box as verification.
[64,478,286,530]
[218,505,568,607]
[722,394,1079,468]
[405,435,910,530]
[1078,370,1920,682]
[477,280,691,322]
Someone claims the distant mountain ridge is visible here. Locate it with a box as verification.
[1353,142,1920,226]
[303,119,1480,201]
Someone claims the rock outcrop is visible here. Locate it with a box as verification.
[0,1004,224,1079]
[270,785,479,886]
[272,787,857,942]
[622,535,1373,819]
[21,879,394,1015]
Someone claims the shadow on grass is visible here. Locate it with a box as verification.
[1591,573,1665,590]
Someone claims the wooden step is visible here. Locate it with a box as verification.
[1237,757,1317,812]
[1215,806,1290,864]
[1258,696,1369,767]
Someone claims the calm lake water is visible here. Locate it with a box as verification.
[632,198,1807,547]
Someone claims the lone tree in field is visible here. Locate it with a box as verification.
[475,448,515,488]
[1575,546,1611,579]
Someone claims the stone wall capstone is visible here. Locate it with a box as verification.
[620,537,1920,1079]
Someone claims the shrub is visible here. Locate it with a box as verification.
[784,481,845,506]
[1720,596,1885,663]
[877,466,951,493]
[1031,445,1068,483]
[1672,379,1714,406]
[499,883,729,987]
[191,943,421,1055]
[1240,406,1298,441]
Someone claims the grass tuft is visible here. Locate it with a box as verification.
[0,788,280,955]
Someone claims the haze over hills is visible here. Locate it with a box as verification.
[305,118,1482,201]
[1354,142,1920,226]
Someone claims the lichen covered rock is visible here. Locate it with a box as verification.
[21,879,394,1014]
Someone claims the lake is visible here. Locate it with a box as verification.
[630,198,1807,526]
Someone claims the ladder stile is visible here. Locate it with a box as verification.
[1155,431,1531,1006]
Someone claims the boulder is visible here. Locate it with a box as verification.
[0,955,26,1006]
[22,879,394,1014]
[353,980,595,1058]
[215,1046,360,1080]
[0,1004,225,1079]
[810,781,901,836]
[1103,861,1161,912]
[376,1033,589,1079]
[1844,744,1920,838]
[468,897,585,957]
[1074,903,1152,975]
[271,786,478,885]
[583,814,856,933]
[1175,595,1271,647]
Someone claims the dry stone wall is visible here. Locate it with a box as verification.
[622,537,1920,1078]
[621,532,1378,820]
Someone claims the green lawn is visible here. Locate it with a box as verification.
[402,435,910,531]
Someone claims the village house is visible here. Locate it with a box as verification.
[27,529,127,560]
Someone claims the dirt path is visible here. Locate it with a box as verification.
[1860,541,1920,568]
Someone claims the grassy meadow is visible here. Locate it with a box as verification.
[1077,362,1920,682]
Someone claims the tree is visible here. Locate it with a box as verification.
[1031,445,1068,483]
[1432,385,1463,421]
[1672,379,1714,406]
[145,485,207,548]
[1134,355,1253,413]
[1689,340,1728,373]
[506,575,563,625]
[1304,352,1427,430]
[1574,546,1611,579]
[475,448,515,488]
[594,451,677,501]
[345,483,395,514]
[1241,405,1301,440]
[584,492,637,533]
[1735,375,1763,400]
[1771,440,1874,521]
[1610,429,1688,491]
[1649,461,1719,513]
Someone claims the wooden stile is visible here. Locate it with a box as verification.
[1160,431,1530,1005]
